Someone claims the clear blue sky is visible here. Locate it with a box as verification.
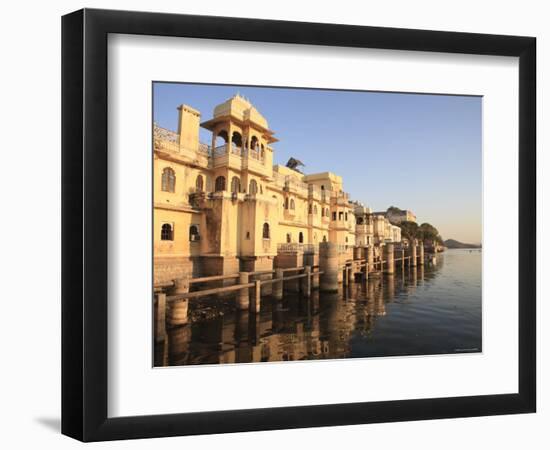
[153,82,482,244]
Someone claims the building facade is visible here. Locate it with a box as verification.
[154,94,401,283]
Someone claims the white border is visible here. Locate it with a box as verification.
[107,34,518,417]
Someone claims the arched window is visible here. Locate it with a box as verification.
[262,223,270,239]
[286,233,292,243]
[308,204,313,214]
[250,136,259,151]
[215,176,226,192]
[284,198,289,209]
[231,176,240,194]
[290,199,295,210]
[161,223,173,241]
[161,167,175,192]
[249,179,258,195]
[189,225,200,241]
[214,130,229,148]
[321,207,325,216]
[231,131,242,150]
[322,235,327,242]
[299,232,304,243]
[195,174,204,192]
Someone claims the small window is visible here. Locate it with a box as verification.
[332,212,336,221]
[245,231,251,240]
[345,237,348,243]
[262,223,270,239]
[345,212,348,221]
[323,235,327,242]
[249,179,258,195]
[321,185,325,190]
[189,225,200,242]
[285,198,289,209]
[299,232,304,243]
[286,233,292,243]
[161,223,173,241]
[314,205,318,215]
[339,212,343,221]
[215,176,226,192]
[308,204,313,214]
[290,199,295,210]
[231,176,240,194]
[161,167,176,192]
[195,174,204,192]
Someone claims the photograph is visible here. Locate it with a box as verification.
[152,83,482,367]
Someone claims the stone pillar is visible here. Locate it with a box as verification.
[273,268,284,300]
[250,280,261,313]
[411,240,418,267]
[385,243,395,275]
[400,248,405,270]
[419,240,425,265]
[169,276,189,326]
[319,242,339,293]
[155,292,167,342]
[301,266,311,298]
[237,272,250,310]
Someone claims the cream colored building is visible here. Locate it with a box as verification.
[154,94,399,283]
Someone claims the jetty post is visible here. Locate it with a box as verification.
[419,240,425,265]
[155,292,167,342]
[301,266,312,298]
[251,280,261,313]
[411,239,418,267]
[237,272,250,310]
[367,245,374,273]
[385,243,395,275]
[319,242,339,292]
[169,276,190,326]
[273,268,284,300]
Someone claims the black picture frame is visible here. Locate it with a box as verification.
[62,8,536,442]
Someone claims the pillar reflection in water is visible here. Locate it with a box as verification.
[155,256,447,366]
[167,325,192,366]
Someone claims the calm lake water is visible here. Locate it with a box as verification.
[154,249,482,366]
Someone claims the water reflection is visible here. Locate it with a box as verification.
[155,249,481,366]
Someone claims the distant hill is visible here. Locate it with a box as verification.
[444,239,482,249]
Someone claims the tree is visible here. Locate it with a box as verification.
[418,222,443,244]
[399,221,419,241]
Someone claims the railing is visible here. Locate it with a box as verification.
[198,142,210,154]
[277,243,317,254]
[153,124,178,143]
[212,144,228,157]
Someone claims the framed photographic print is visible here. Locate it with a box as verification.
[61,8,536,441]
